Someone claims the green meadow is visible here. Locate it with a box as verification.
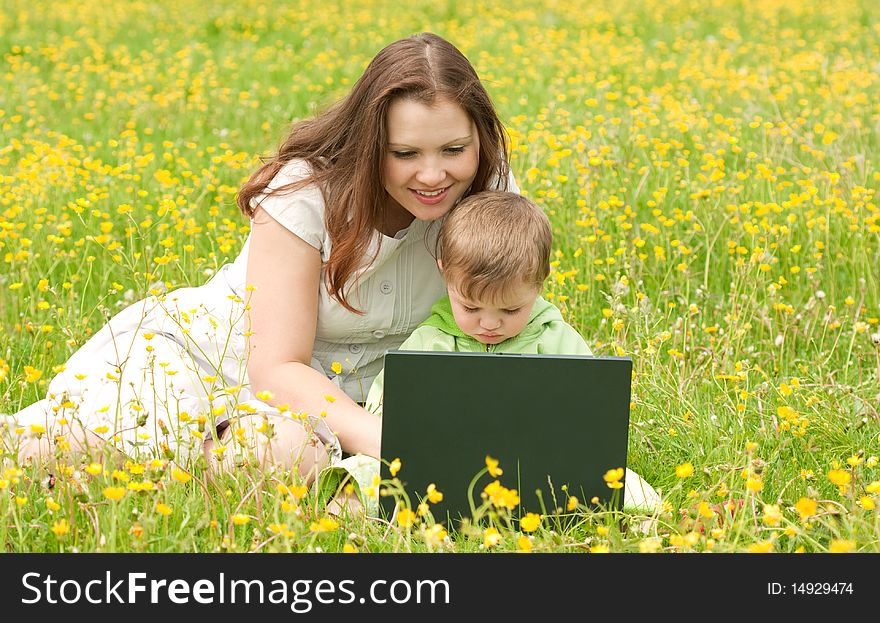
[1,0,879,552]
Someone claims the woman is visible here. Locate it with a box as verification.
[14,33,517,480]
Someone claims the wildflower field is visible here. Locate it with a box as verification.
[1,0,879,554]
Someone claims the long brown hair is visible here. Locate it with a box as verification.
[236,32,509,313]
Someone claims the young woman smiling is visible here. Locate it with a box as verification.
[14,32,518,480]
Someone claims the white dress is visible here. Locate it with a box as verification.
[14,160,515,460]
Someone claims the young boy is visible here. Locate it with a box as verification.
[319,191,660,515]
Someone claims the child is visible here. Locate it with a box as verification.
[319,191,660,515]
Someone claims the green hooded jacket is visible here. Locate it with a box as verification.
[365,295,592,412]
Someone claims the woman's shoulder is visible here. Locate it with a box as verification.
[254,158,329,253]
[265,158,322,194]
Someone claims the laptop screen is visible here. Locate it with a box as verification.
[379,351,632,529]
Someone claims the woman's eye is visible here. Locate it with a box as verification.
[391,151,416,159]
[445,146,465,155]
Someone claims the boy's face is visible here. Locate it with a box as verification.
[447,280,540,346]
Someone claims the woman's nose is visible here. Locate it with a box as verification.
[415,162,446,187]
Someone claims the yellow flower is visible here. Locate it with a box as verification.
[127,481,154,492]
[866,481,880,494]
[746,476,764,493]
[517,535,533,553]
[84,463,103,476]
[859,496,875,510]
[485,455,503,477]
[567,496,579,511]
[155,502,172,516]
[29,424,46,435]
[483,480,520,509]
[603,467,624,483]
[829,540,856,553]
[795,497,818,520]
[389,458,401,477]
[424,524,448,546]
[255,390,274,401]
[520,512,541,533]
[51,519,70,538]
[276,483,308,499]
[396,509,416,528]
[330,361,343,375]
[342,543,358,553]
[747,540,775,553]
[603,467,624,489]
[103,487,126,501]
[231,514,251,525]
[171,467,192,484]
[426,483,443,504]
[675,463,694,478]
[670,532,700,548]
[24,366,43,383]
[111,470,130,482]
[483,527,502,548]
[16,496,28,506]
[46,498,61,512]
[762,504,783,526]
[309,517,340,533]
[827,469,851,487]
[590,544,610,553]
[698,502,716,519]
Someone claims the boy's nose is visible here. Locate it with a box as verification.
[480,317,501,330]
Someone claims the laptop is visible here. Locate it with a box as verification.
[378,351,632,528]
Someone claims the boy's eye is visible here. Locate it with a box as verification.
[503,308,521,315]
[463,306,480,313]
[391,151,416,159]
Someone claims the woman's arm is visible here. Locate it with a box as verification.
[245,206,381,458]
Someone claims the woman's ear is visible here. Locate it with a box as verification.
[436,258,444,271]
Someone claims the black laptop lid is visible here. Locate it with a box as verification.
[379,351,632,527]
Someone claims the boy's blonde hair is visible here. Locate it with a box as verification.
[438,191,552,301]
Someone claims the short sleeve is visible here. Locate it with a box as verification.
[506,166,520,194]
[251,159,331,260]
[488,161,520,194]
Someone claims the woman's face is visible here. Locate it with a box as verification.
[382,97,480,226]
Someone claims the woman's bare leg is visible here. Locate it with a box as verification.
[203,413,335,484]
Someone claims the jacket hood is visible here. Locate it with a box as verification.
[420,294,562,343]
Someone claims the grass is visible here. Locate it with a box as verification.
[1,0,879,553]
